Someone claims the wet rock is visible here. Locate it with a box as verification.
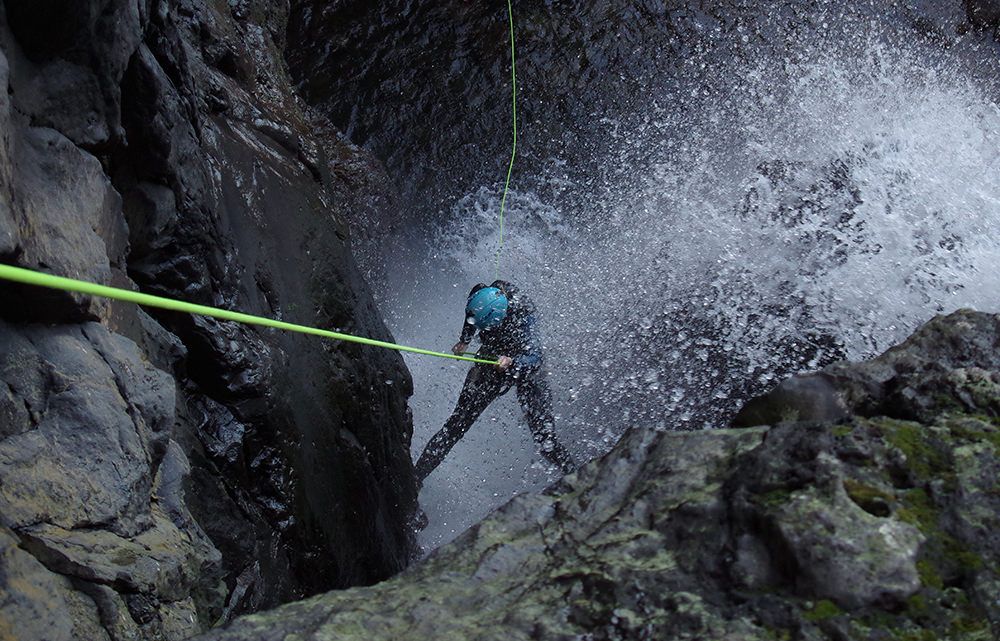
[734,309,1000,426]
[964,0,1000,29]
[73,582,144,641]
[197,312,999,641]
[0,322,171,534]
[286,0,685,216]
[3,0,149,146]
[0,319,223,638]
[0,527,78,641]
[0,50,17,258]
[20,515,202,601]
[0,124,124,322]
[1,0,417,636]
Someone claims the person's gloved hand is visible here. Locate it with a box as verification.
[452,342,470,355]
[495,356,513,371]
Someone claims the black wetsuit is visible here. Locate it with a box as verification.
[414,281,575,482]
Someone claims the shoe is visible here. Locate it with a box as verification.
[409,506,429,531]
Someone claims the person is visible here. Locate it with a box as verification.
[414,280,575,483]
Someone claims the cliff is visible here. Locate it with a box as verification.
[0,1,417,639]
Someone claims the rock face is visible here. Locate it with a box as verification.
[965,0,1000,29]
[284,0,976,220]
[197,310,998,641]
[0,0,417,638]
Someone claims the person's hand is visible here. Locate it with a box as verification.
[452,342,470,355]
[494,356,513,371]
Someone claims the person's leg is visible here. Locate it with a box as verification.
[516,371,576,474]
[414,366,508,483]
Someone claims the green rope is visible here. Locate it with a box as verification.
[494,0,518,280]
[2,7,524,365]
[0,264,499,365]
[455,351,495,359]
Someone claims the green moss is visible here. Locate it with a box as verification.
[897,486,983,590]
[931,392,964,413]
[944,417,1000,450]
[779,406,801,422]
[843,478,894,515]
[916,559,944,590]
[859,584,990,641]
[756,488,793,508]
[950,614,990,634]
[803,599,842,622]
[892,630,937,641]
[896,488,936,536]
[878,420,951,481]
[905,593,930,618]
[965,376,1000,410]
[832,424,854,437]
[941,538,984,573]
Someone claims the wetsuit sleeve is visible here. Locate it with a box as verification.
[512,314,542,372]
[459,316,476,344]
[460,283,488,344]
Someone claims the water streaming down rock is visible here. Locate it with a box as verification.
[287,0,1000,550]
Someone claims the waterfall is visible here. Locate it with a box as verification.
[336,11,1000,551]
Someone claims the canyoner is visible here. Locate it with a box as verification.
[408,0,581,499]
[413,281,576,486]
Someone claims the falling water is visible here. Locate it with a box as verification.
[359,13,1000,550]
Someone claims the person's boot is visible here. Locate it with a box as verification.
[410,506,429,531]
[408,476,429,531]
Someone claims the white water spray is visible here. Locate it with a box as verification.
[373,34,1000,550]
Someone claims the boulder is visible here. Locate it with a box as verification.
[734,309,1000,426]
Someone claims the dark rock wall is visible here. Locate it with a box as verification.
[0,0,417,638]
[284,0,982,224]
[196,310,998,641]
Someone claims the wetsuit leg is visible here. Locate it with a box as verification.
[515,370,575,474]
[414,365,509,483]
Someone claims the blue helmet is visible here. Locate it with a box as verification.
[466,287,509,330]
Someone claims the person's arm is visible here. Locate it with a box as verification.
[460,317,477,344]
[456,283,488,351]
[452,313,477,355]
